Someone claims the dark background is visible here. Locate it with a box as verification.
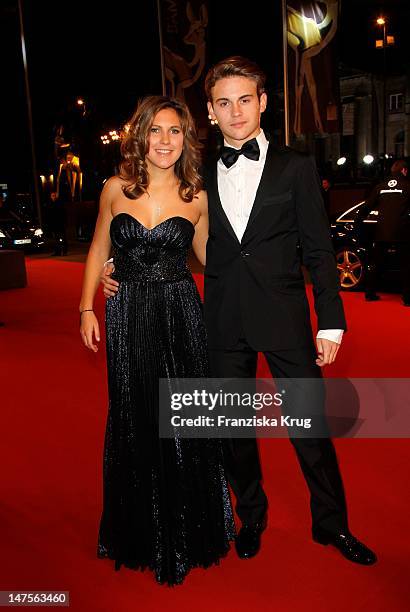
[1,0,409,194]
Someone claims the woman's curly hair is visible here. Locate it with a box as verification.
[119,96,202,202]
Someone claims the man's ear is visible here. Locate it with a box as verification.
[260,92,268,114]
[207,101,216,120]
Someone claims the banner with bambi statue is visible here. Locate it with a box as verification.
[159,0,209,137]
[285,0,341,137]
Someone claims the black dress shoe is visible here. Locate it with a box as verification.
[312,528,377,565]
[235,518,267,559]
[365,294,380,302]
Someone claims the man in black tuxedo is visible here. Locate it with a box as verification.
[203,56,376,565]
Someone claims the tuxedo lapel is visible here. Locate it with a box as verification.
[207,161,239,243]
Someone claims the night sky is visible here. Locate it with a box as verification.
[1,0,409,193]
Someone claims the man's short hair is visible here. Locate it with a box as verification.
[391,159,408,175]
[205,56,266,101]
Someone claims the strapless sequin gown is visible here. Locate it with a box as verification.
[97,213,235,585]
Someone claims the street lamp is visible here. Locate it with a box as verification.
[18,0,42,225]
[376,17,387,164]
[375,17,395,172]
[76,97,86,116]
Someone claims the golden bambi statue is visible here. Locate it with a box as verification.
[56,151,83,201]
[287,0,338,135]
[54,124,83,201]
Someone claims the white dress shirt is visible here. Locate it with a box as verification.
[217,129,343,345]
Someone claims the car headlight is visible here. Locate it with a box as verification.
[34,229,43,236]
[0,230,6,238]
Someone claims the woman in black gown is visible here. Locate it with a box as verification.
[79,96,234,585]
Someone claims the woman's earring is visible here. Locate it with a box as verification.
[208,114,218,126]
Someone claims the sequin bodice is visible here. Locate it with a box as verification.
[110,213,194,283]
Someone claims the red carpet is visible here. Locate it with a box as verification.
[1,258,409,611]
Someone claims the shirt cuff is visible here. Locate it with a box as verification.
[103,257,114,266]
[316,329,344,344]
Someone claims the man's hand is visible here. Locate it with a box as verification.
[101,262,119,298]
[316,338,340,367]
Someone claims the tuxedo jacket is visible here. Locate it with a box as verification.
[202,144,347,351]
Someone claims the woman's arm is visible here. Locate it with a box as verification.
[79,178,115,351]
[191,190,209,267]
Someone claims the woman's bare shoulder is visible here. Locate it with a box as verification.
[102,175,131,194]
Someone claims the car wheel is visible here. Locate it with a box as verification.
[335,247,365,290]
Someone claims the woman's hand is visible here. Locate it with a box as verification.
[80,311,100,352]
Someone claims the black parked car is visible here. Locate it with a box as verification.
[331,201,401,290]
[0,209,45,251]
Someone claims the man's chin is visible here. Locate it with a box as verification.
[225,129,257,145]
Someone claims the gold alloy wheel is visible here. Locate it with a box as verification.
[336,248,364,289]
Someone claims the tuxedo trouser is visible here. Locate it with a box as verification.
[209,338,349,534]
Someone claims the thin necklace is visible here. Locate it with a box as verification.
[151,179,179,218]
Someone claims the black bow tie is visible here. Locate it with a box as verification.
[220,138,260,168]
